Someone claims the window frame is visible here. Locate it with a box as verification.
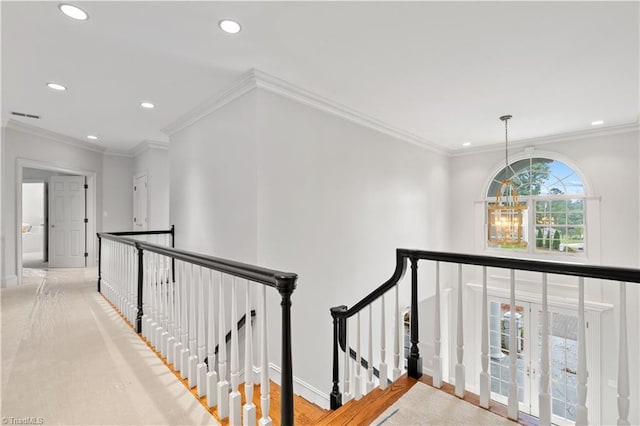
[483,151,593,262]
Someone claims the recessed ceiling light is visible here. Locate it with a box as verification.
[462,142,472,147]
[219,19,241,34]
[591,120,604,126]
[140,102,155,109]
[47,82,67,91]
[58,4,89,21]
[87,135,98,140]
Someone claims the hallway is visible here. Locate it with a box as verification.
[1,267,217,425]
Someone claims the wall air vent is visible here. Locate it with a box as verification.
[11,111,40,119]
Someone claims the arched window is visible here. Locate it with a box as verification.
[486,157,587,256]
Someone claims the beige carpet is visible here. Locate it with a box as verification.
[1,267,217,425]
[371,382,515,425]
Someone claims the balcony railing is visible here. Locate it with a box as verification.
[97,227,298,425]
[330,249,640,425]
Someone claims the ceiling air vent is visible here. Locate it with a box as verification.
[11,111,40,119]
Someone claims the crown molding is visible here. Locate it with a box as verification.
[162,70,258,135]
[129,139,169,157]
[161,68,447,155]
[4,119,106,155]
[251,69,447,155]
[450,119,640,158]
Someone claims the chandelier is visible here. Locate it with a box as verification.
[487,115,527,247]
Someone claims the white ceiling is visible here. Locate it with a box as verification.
[2,1,638,153]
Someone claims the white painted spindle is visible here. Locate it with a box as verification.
[166,266,176,365]
[196,267,207,397]
[354,312,362,400]
[379,295,388,390]
[206,269,218,408]
[218,273,230,419]
[243,280,256,425]
[366,305,374,393]
[455,264,465,398]
[539,273,551,426]
[433,261,442,389]
[343,316,352,400]
[259,285,272,426]
[160,256,170,357]
[507,269,518,420]
[188,265,198,388]
[479,266,489,408]
[229,277,241,426]
[576,277,589,425]
[392,285,401,380]
[617,282,630,426]
[174,261,183,372]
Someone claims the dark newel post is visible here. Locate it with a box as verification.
[97,234,102,292]
[330,305,347,409]
[135,245,144,333]
[170,225,175,283]
[408,257,423,379]
[277,275,297,426]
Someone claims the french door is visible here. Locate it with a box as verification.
[489,298,579,425]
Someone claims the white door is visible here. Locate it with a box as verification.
[48,176,85,267]
[133,173,148,230]
[489,298,580,425]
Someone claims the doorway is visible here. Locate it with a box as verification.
[21,182,47,268]
[488,298,580,425]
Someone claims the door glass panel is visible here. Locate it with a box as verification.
[489,301,525,403]
[538,310,578,422]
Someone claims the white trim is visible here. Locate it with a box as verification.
[267,362,331,410]
[1,275,18,288]
[451,121,639,157]
[162,68,447,155]
[16,158,97,285]
[6,119,105,154]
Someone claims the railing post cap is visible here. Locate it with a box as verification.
[275,273,298,295]
[330,305,348,316]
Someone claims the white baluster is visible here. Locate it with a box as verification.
[141,251,149,338]
[206,269,218,408]
[196,267,208,397]
[174,261,183,373]
[343,316,352,400]
[507,269,518,420]
[455,264,465,398]
[151,254,161,348]
[539,273,551,426]
[160,257,170,357]
[180,261,190,377]
[366,305,374,393]
[354,312,362,400]
[218,273,230,419]
[479,266,490,408]
[166,263,176,365]
[188,265,198,388]
[243,280,256,425]
[259,286,272,426]
[379,295,388,390]
[392,285,401,380]
[617,282,630,426]
[576,277,589,425]
[433,261,442,389]
[229,277,241,426]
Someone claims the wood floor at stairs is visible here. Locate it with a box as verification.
[315,375,416,425]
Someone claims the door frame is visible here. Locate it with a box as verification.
[15,159,97,284]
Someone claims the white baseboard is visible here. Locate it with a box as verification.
[252,363,330,410]
[1,275,17,288]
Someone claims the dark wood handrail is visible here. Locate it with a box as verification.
[97,227,297,425]
[98,232,298,291]
[329,247,640,409]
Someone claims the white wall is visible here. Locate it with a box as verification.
[134,147,170,231]
[1,126,104,287]
[169,87,450,406]
[447,130,640,425]
[102,154,133,232]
